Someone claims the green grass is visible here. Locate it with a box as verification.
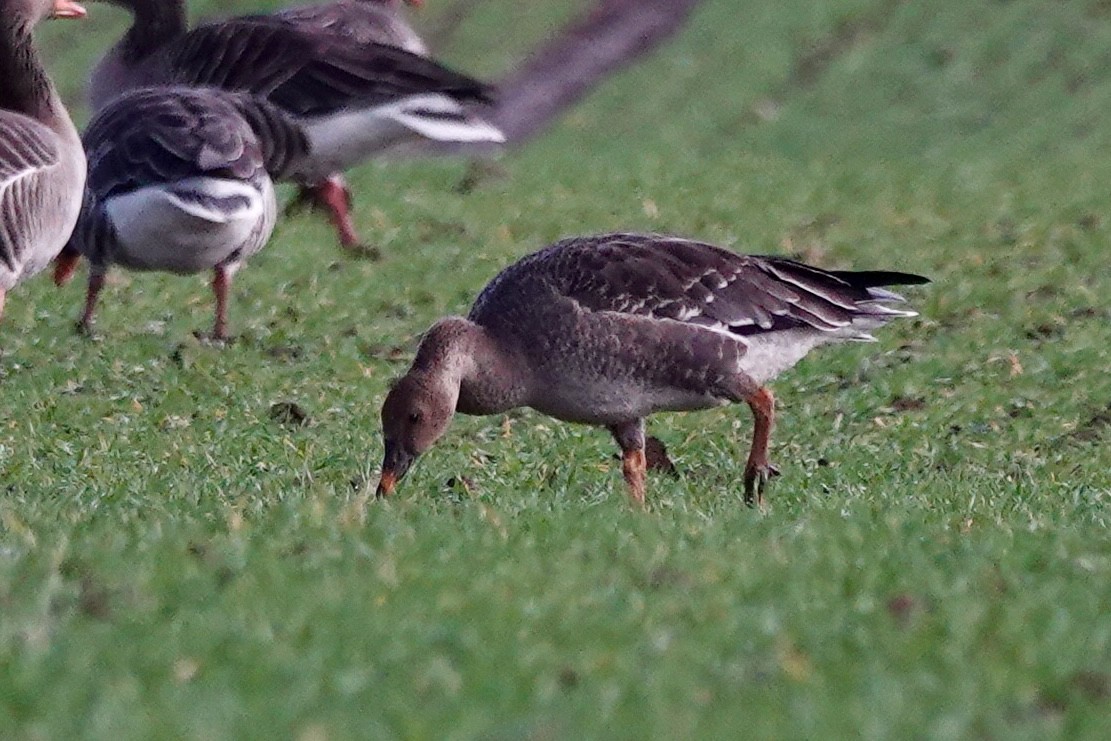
[3,0,1111,737]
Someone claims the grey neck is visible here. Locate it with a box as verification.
[121,0,188,62]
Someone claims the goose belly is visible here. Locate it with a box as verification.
[530,377,727,426]
[104,178,273,274]
[735,329,845,386]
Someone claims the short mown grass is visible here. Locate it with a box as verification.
[2,0,1110,737]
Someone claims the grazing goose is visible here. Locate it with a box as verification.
[56,87,310,340]
[86,0,504,253]
[376,233,929,507]
[0,0,87,322]
[276,0,428,54]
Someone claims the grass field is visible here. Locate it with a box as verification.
[3,0,1111,737]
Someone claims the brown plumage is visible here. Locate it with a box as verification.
[377,233,929,507]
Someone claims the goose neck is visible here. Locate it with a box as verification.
[0,18,53,120]
[122,0,187,61]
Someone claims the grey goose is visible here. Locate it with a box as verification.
[376,233,929,507]
[55,87,309,341]
[272,0,429,246]
[85,0,503,252]
[0,0,87,322]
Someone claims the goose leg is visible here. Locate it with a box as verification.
[77,267,106,335]
[743,386,780,507]
[644,435,678,475]
[0,288,5,321]
[53,245,81,286]
[309,175,367,254]
[211,265,231,342]
[609,419,647,506]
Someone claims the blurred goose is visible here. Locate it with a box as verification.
[276,0,428,54]
[0,0,87,322]
[56,87,309,340]
[86,0,504,252]
[376,233,928,507]
[272,0,429,240]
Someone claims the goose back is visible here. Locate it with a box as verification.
[275,0,429,54]
[92,12,491,115]
[89,6,503,177]
[70,87,293,275]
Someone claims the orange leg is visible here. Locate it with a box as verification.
[610,420,647,507]
[212,266,231,341]
[743,387,780,507]
[622,448,647,506]
[77,270,106,335]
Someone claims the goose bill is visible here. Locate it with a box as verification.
[52,0,87,19]
[376,441,414,497]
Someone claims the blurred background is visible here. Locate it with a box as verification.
[4,2,1109,737]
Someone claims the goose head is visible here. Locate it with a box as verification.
[376,371,458,496]
[3,0,86,23]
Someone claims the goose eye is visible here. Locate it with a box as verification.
[408,411,422,424]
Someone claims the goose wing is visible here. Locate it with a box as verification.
[475,233,928,337]
[82,87,267,200]
[164,17,491,117]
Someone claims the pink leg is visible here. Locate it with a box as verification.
[212,266,231,341]
[310,175,362,251]
[0,287,6,322]
[77,271,106,335]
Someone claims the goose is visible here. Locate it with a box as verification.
[86,0,504,253]
[272,0,429,242]
[0,0,87,322]
[56,87,310,341]
[376,233,929,507]
[271,0,426,226]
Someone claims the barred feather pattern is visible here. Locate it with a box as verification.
[0,4,84,294]
[473,233,925,338]
[224,93,312,179]
[467,233,927,422]
[81,88,271,201]
[0,113,76,288]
